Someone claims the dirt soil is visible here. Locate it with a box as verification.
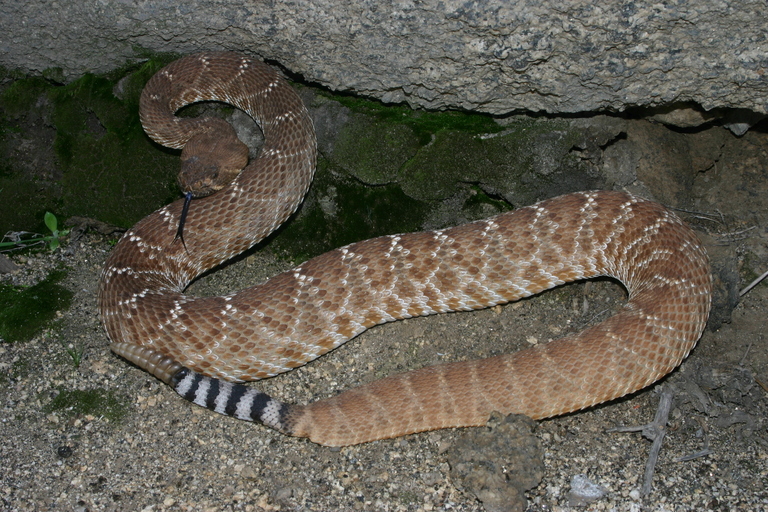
[1,123,767,512]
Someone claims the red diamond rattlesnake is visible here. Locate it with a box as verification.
[98,52,712,447]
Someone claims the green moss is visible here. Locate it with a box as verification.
[463,185,513,215]
[0,181,49,235]
[0,65,27,82]
[42,67,65,85]
[0,77,58,234]
[399,117,592,204]
[331,115,422,185]
[399,129,489,202]
[44,388,128,422]
[0,77,51,117]
[0,270,73,343]
[0,54,182,234]
[50,68,180,227]
[270,157,430,263]
[325,93,504,145]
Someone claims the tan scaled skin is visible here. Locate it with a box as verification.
[100,52,712,447]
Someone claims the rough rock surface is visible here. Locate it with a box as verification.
[447,413,544,512]
[2,0,766,115]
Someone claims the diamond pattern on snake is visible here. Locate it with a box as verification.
[98,52,712,447]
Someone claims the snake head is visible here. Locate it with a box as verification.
[174,120,250,249]
[179,120,249,198]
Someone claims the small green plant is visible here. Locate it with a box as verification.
[0,211,69,252]
[59,338,86,368]
[43,212,67,251]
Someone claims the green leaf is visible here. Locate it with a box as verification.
[44,212,58,234]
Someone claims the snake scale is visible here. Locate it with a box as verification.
[98,52,712,447]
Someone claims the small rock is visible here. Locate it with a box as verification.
[568,474,608,506]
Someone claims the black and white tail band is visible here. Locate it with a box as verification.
[170,368,293,433]
[108,342,295,435]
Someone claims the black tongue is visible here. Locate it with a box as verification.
[174,191,194,251]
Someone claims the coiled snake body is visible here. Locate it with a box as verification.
[98,52,712,447]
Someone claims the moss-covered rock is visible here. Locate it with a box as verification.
[0,55,180,235]
[400,118,600,205]
[330,114,421,185]
[52,69,180,228]
[1,58,607,264]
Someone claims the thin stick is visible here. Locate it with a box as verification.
[608,386,675,496]
[740,269,768,296]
